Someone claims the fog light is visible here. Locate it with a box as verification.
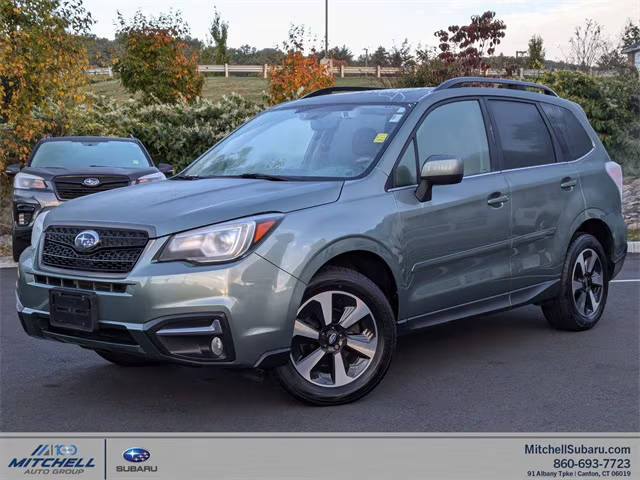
[211,336,224,356]
[18,213,26,225]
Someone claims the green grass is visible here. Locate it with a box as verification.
[87,76,389,104]
[628,229,640,241]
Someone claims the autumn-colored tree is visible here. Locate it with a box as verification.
[267,25,333,105]
[435,10,506,74]
[0,0,93,170]
[114,10,203,104]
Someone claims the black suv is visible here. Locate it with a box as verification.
[6,136,173,260]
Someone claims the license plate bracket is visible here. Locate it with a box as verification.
[49,289,98,332]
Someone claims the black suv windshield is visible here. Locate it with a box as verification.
[183,104,408,179]
[30,140,151,169]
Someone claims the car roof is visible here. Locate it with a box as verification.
[272,87,434,109]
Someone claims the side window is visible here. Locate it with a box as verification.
[488,100,555,169]
[393,139,418,187]
[541,103,593,160]
[415,100,491,177]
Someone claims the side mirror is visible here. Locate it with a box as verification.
[5,164,22,176]
[158,163,175,176]
[415,155,464,202]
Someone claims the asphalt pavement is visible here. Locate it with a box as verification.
[1,256,638,432]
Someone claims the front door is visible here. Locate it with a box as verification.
[392,99,511,322]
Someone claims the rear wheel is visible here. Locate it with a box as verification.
[542,234,609,331]
[275,267,396,405]
[95,350,161,367]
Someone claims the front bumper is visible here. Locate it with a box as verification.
[16,245,303,368]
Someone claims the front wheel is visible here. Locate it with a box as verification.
[542,233,609,331]
[274,267,396,405]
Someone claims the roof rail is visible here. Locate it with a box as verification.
[302,86,384,99]
[434,77,558,97]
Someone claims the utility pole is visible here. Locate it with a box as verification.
[325,0,328,58]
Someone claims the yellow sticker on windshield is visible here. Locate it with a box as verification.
[373,133,388,143]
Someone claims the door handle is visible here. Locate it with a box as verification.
[561,178,577,190]
[487,193,509,207]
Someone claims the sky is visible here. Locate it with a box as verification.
[84,0,638,61]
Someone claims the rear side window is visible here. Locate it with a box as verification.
[489,100,555,169]
[415,100,491,177]
[541,103,593,160]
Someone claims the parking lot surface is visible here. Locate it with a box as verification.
[1,255,638,432]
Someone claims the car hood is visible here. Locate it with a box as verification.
[45,177,344,237]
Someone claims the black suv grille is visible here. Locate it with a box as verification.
[54,175,130,200]
[41,226,148,273]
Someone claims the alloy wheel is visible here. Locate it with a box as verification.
[571,248,604,318]
[290,290,378,388]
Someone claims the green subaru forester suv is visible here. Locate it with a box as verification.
[15,78,627,405]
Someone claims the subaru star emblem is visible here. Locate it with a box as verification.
[123,448,151,463]
[74,230,100,251]
[82,177,100,187]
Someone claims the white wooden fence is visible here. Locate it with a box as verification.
[87,65,617,80]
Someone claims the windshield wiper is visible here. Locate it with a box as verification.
[237,173,288,181]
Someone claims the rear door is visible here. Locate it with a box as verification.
[392,98,511,319]
[486,99,585,293]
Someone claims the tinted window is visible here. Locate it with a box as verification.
[541,103,593,160]
[415,100,491,177]
[393,140,418,187]
[489,100,555,169]
[31,141,151,169]
[185,104,408,179]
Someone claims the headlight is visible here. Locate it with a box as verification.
[30,210,49,247]
[158,216,280,264]
[14,172,48,190]
[136,172,166,184]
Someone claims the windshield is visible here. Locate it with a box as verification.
[183,104,408,179]
[30,141,151,169]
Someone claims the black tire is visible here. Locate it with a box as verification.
[95,349,161,367]
[12,231,29,262]
[274,266,396,405]
[542,233,609,331]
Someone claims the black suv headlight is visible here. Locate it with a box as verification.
[14,172,49,190]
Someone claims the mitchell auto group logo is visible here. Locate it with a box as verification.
[7,443,95,475]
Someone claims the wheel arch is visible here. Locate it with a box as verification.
[568,209,616,275]
[293,237,402,322]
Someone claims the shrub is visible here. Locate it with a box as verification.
[39,93,263,172]
[113,10,203,104]
[267,51,334,105]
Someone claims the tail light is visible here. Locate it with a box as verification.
[605,161,623,202]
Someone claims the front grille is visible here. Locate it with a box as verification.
[54,175,130,200]
[41,226,148,273]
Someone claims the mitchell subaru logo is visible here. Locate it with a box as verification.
[74,230,100,251]
[123,448,150,463]
[7,443,95,475]
[82,177,100,187]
